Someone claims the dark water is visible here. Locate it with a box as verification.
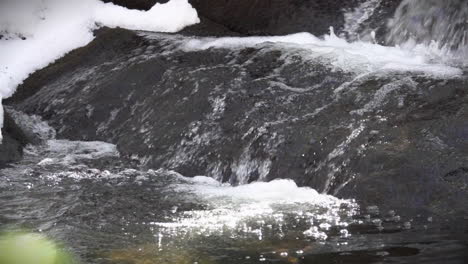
[0,134,467,264]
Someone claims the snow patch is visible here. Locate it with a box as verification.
[0,0,199,140]
[95,0,199,33]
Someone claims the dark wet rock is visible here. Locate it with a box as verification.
[178,16,241,37]
[102,0,169,10]
[188,0,363,36]
[105,0,364,36]
[102,0,240,37]
[101,0,405,43]
[8,28,468,218]
[0,112,29,168]
[103,0,404,40]
[6,27,147,104]
[442,167,468,191]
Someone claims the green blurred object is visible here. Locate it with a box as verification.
[0,232,74,264]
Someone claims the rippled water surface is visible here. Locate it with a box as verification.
[1,134,467,264]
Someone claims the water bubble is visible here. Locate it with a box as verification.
[319,223,331,230]
[403,221,411,230]
[340,229,350,238]
[366,205,379,215]
[372,219,382,226]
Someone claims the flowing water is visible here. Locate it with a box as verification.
[387,0,468,59]
[1,0,468,263]
[1,111,467,263]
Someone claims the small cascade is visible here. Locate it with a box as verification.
[387,0,468,58]
[342,0,383,41]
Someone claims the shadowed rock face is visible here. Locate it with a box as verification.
[102,0,404,41]
[188,0,362,36]
[0,112,29,168]
[8,28,468,217]
[102,0,169,10]
[104,0,366,36]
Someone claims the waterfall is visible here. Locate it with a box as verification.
[387,0,468,57]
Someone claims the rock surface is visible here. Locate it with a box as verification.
[102,0,168,10]
[8,28,468,218]
[188,0,360,36]
[0,111,29,168]
[104,0,403,38]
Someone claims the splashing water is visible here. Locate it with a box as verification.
[152,177,358,242]
[177,27,462,77]
[342,0,383,41]
[1,110,360,253]
[387,0,468,62]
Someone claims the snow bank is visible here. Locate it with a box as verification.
[0,0,199,141]
[95,0,199,32]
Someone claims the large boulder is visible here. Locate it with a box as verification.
[8,28,468,218]
[103,0,402,37]
[187,0,361,36]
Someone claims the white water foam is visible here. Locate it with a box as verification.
[5,109,119,166]
[7,108,57,142]
[342,0,383,41]
[0,0,199,140]
[182,29,462,78]
[387,0,468,59]
[36,140,119,166]
[151,176,358,241]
